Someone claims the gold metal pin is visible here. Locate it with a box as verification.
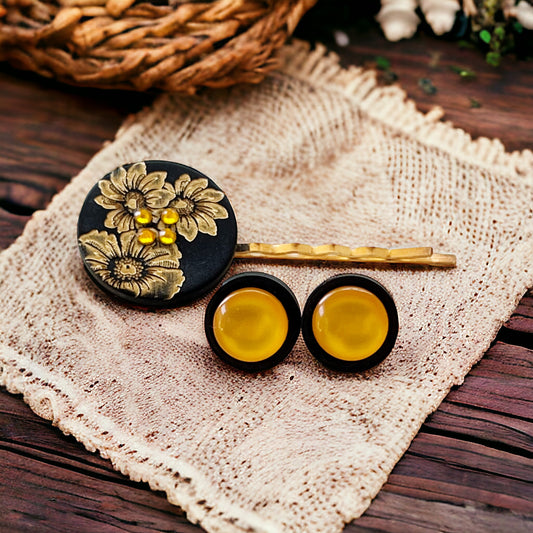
[234,243,456,268]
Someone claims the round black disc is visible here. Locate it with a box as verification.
[77,160,237,307]
[301,274,399,372]
[204,272,301,372]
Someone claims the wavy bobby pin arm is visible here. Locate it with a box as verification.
[234,243,457,268]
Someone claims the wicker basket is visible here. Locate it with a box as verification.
[0,0,317,93]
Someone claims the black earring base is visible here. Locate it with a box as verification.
[204,272,301,372]
[301,274,399,373]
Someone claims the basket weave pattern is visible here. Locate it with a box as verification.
[0,0,317,92]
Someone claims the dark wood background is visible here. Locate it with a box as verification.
[1,6,532,532]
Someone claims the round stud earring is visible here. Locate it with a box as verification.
[204,272,301,372]
[301,274,399,372]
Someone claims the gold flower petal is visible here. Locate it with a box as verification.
[145,188,176,209]
[103,210,120,230]
[98,269,113,283]
[120,280,141,298]
[79,230,120,268]
[105,209,134,233]
[141,243,182,263]
[148,268,185,300]
[95,163,172,233]
[183,178,209,199]
[177,216,198,242]
[79,229,184,300]
[152,258,182,271]
[174,174,191,195]
[109,166,128,194]
[194,213,217,236]
[162,182,175,195]
[194,188,225,203]
[138,171,167,192]
[161,174,230,241]
[171,198,192,214]
[139,243,184,299]
[196,201,228,220]
[120,232,183,297]
[119,230,141,257]
[94,194,121,209]
[125,162,147,189]
[98,179,124,201]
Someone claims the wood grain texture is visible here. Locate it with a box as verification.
[0,67,151,216]
[1,12,532,532]
[295,4,533,153]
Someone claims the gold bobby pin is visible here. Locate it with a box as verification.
[234,243,456,268]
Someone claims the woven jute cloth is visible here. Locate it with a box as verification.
[1,42,532,533]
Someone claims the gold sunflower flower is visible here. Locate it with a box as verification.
[159,173,228,242]
[79,230,185,300]
[95,162,175,233]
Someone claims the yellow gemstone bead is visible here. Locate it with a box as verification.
[161,208,179,225]
[213,288,289,363]
[158,227,177,245]
[137,228,158,245]
[134,208,152,225]
[312,286,389,361]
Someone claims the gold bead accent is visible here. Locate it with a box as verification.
[137,228,158,245]
[134,208,152,225]
[159,228,177,245]
[161,208,179,225]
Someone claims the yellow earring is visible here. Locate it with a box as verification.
[204,273,301,372]
[302,274,398,372]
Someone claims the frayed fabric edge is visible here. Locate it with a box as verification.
[276,40,533,179]
[0,347,282,533]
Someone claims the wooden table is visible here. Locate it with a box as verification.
[1,13,532,533]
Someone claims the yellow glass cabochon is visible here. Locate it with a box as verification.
[205,272,301,371]
[312,286,389,361]
[213,288,289,362]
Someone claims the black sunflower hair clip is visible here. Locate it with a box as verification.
[78,161,456,373]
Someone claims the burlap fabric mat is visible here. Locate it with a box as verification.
[1,42,532,533]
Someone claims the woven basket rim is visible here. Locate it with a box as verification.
[0,0,318,92]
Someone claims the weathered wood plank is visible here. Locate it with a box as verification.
[471,341,533,378]
[296,8,533,153]
[3,351,531,486]
[2,346,528,473]
[0,67,149,215]
[444,375,531,419]
[424,402,533,454]
[2,387,532,533]
[0,449,198,533]
[500,290,533,342]
[0,393,124,477]
[398,433,533,493]
[3,443,531,533]
[348,490,532,533]
[1,342,531,532]
[0,208,30,248]
[439,343,533,421]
